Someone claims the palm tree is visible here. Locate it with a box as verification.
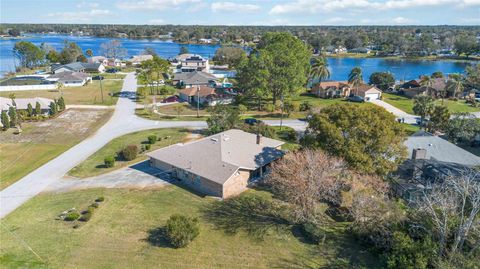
[419,75,440,102]
[446,74,464,99]
[348,67,363,95]
[413,95,435,129]
[309,56,330,88]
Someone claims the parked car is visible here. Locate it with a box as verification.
[347,95,365,103]
[92,75,104,80]
[106,68,118,73]
[244,118,262,125]
[161,95,179,103]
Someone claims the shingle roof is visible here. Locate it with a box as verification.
[173,71,217,85]
[404,132,480,166]
[0,97,53,111]
[147,129,285,184]
[179,86,216,97]
[48,71,90,82]
[317,81,350,89]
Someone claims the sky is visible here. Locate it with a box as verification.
[1,0,480,26]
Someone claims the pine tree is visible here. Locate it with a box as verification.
[57,96,65,111]
[8,106,17,127]
[35,101,41,116]
[1,110,10,130]
[27,103,33,117]
[49,101,57,116]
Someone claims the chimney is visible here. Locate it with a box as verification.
[256,133,262,145]
[412,148,427,160]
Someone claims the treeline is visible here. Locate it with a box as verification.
[2,24,480,56]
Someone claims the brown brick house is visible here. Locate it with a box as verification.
[311,81,351,98]
[147,129,285,198]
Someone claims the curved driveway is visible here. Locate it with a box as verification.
[0,73,305,218]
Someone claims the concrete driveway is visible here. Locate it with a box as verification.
[370,99,419,124]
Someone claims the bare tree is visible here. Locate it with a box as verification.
[416,169,480,260]
[100,40,127,59]
[267,149,346,223]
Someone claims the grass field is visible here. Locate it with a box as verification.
[0,109,113,190]
[0,187,382,269]
[68,128,192,178]
[0,80,123,106]
[382,93,480,114]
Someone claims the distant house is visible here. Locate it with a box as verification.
[128,55,153,66]
[147,129,285,198]
[88,56,108,66]
[172,71,217,88]
[51,62,104,74]
[353,84,382,101]
[311,81,351,98]
[400,78,447,98]
[179,86,233,106]
[349,47,371,54]
[47,71,91,87]
[0,97,53,115]
[106,58,124,67]
[173,54,210,73]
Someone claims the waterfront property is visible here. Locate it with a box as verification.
[311,81,351,98]
[173,53,210,73]
[178,86,233,106]
[172,71,218,88]
[127,54,153,66]
[400,78,447,98]
[51,62,105,74]
[147,129,285,198]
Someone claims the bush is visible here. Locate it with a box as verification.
[148,135,157,144]
[95,197,105,202]
[89,203,99,209]
[145,144,151,150]
[65,211,80,221]
[122,144,138,161]
[299,101,312,111]
[301,222,324,244]
[104,156,115,168]
[263,103,275,113]
[79,212,92,222]
[238,104,248,115]
[165,214,200,248]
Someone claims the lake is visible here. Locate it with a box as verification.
[0,34,476,80]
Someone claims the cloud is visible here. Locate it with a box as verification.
[46,9,111,22]
[148,19,165,24]
[269,0,479,14]
[323,17,348,24]
[116,0,200,11]
[392,16,414,24]
[76,1,99,8]
[211,2,260,12]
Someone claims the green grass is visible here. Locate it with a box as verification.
[68,128,191,178]
[401,123,421,136]
[0,187,382,269]
[0,80,123,106]
[382,93,480,114]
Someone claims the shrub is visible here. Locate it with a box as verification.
[95,197,105,202]
[237,104,248,115]
[64,211,80,221]
[104,156,115,168]
[89,203,99,209]
[301,222,324,244]
[145,144,151,150]
[79,212,92,222]
[122,144,138,161]
[148,135,157,144]
[165,214,200,248]
[299,101,312,111]
[263,103,275,113]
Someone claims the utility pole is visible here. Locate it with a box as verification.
[196,80,200,118]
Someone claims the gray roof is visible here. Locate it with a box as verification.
[147,129,285,185]
[53,62,85,72]
[81,62,102,71]
[404,132,480,166]
[48,71,90,82]
[173,71,217,85]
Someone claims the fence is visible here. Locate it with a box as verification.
[0,84,58,92]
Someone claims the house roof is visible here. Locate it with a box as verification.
[0,97,53,111]
[402,78,446,92]
[128,55,153,62]
[356,84,381,94]
[316,81,350,89]
[404,132,480,166]
[179,86,216,97]
[88,56,106,63]
[173,71,217,85]
[48,71,90,82]
[147,129,285,185]
[52,62,85,72]
[175,53,207,62]
[81,62,102,71]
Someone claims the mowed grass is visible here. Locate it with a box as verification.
[68,128,191,178]
[0,80,123,106]
[0,187,381,269]
[382,93,480,114]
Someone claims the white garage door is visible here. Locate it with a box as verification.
[365,93,380,101]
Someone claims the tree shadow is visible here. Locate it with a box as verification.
[144,227,174,248]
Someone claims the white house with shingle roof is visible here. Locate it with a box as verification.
[147,129,285,198]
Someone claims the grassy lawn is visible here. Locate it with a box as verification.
[99,73,126,80]
[401,123,421,135]
[0,187,382,269]
[68,128,192,178]
[0,109,113,190]
[382,93,480,114]
[0,80,123,106]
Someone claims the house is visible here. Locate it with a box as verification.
[0,97,53,115]
[400,78,447,98]
[82,63,105,73]
[51,62,104,74]
[106,58,124,67]
[172,71,217,88]
[311,81,351,98]
[349,47,371,54]
[147,129,285,198]
[179,86,234,106]
[392,131,480,202]
[174,54,210,73]
[128,54,153,66]
[47,71,91,87]
[353,84,382,101]
[88,56,108,66]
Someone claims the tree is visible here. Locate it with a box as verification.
[140,56,170,94]
[454,34,480,58]
[179,46,189,55]
[428,105,450,133]
[386,232,433,269]
[173,105,184,117]
[431,71,444,78]
[27,103,33,117]
[49,101,57,116]
[348,67,363,95]
[213,47,247,68]
[122,145,138,161]
[445,112,480,143]
[165,214,200,248]
[236,50,271,110]
[8,106,17,127]
[143,47,157,57]
[446,73,464,98]
[85,49,93,57]
[35,101,41,116]
[100,40,127,60]
[59,41,83,64]
[206,104,240,134]
[9,93,16,107]
[464,64,480,91]
[76,54,87,63]
[46,49,60,63]
[1,111,10,130]
[13,41,45,68]
[57,96,66,111]
[8,29,20,37]
[309,56,330,87]
[413,95,434,128]
[267,149,346,223]
[369,72,395,91]
[303,104,407,175]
